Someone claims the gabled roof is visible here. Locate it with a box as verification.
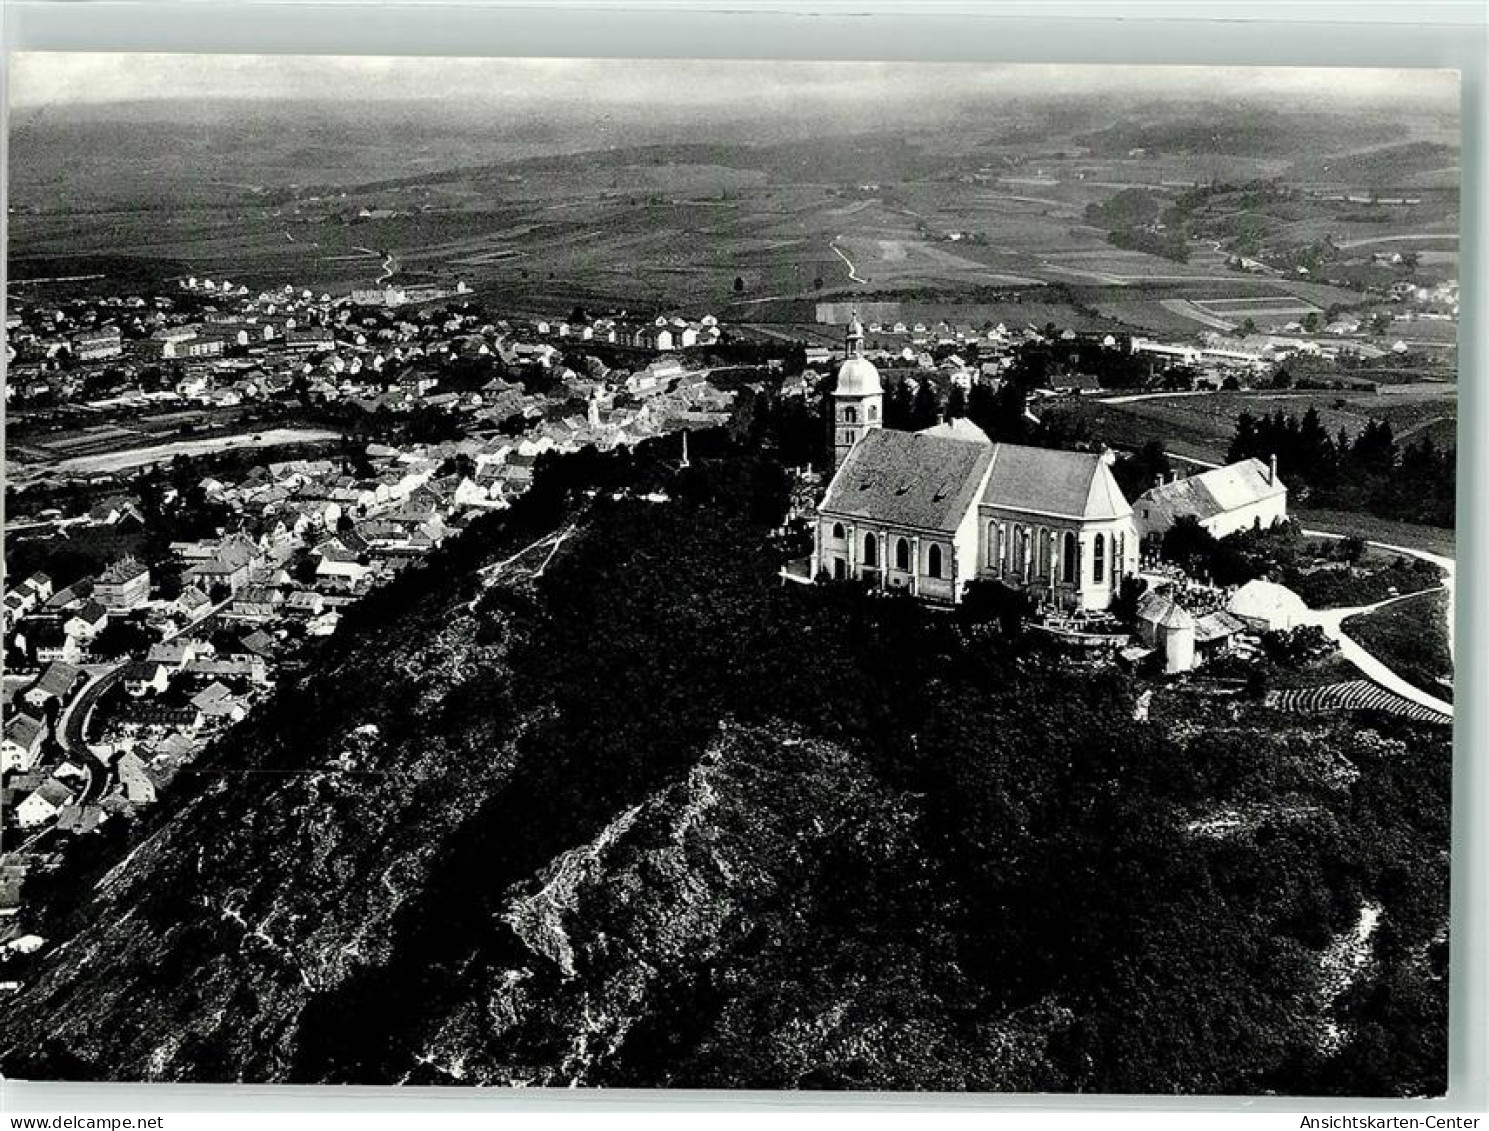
[820,429,995,534]
[1136,592,1196,630]
[1138,458,1284,521]
[981,444,1132,522]
[70,599,108,625]
[30,662,82,699]
[32,777,77,808]
[1195,609,1247,642]
[4,714,45,750]
[123,660,167,683]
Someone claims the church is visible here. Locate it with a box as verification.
[811,318,1138,611]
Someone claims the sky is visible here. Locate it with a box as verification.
[8,53,1460,116]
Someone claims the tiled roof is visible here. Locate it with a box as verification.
[1138,458,1284,522]
[1195,609,1248,643]
[820,430,995,534]
[981,444,1132,522]
[4,714,45,750]
[1137,592,1196,630]
[31,662,82,698]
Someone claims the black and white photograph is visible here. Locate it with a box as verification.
[0,53,1460,1097]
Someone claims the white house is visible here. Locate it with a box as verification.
[1,715,46,774]
[1134,457,1287,545]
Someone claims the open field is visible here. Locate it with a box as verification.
[8,108,1460,333]
[7,427,342,481]
[1294,508,1455,559]
[1069,384,1457,467]
[1342,589,1453,702]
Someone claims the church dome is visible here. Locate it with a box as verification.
[835,356,882,397]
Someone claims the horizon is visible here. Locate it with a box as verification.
[9,53,1460,119]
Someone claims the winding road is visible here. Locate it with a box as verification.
[1299,530,1454,716]
[829,237,866,284]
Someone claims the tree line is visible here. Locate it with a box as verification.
[1228,408,1454,528]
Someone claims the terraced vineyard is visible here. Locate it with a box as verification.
[1267,680,1451,726]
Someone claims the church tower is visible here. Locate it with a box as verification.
[831,314,883,470]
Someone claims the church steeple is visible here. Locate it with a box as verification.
[830,310,883,470]
[846,313,865,358]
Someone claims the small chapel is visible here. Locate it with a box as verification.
[811,316,1139,611]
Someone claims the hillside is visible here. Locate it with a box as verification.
[0,436,1451,1094]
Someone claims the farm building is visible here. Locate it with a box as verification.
[1134,457,1287,545]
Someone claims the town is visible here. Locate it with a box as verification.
[0,56,1462,1098]
[2,272,749,922]
[1,253,1457,943]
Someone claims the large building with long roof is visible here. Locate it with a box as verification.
[812,322,1138,611]
[1134,457,1287,545]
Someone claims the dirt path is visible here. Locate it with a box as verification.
[829,238,866,284]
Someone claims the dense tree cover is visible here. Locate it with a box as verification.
[5,424,1449,1096]
[1159,515,1442,605]
[1112,440,1173,501]
[306,435,1447,1093]
[1229,410,1455,529]
[1085,189,1191,263]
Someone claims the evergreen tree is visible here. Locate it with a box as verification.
[967,382,999,437]
[946,384,969,420]
[910,380,940,431]
[884,380,915,430]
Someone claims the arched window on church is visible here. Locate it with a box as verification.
[1062,532,1078,584]
[843,406,858,423]
[896,537,911,571]
[831,523,845,540]
[989,523,1001,570]
[927,544,943,579]
[1093,533,1106,585]
[1011,525,1025,573]
[863,532,878,567]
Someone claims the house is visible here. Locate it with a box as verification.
[41,580,92,615]
[115,702,205,739]
[71,327,123,360]
[146,639,210,669]
[28,620,83,665]
[19,572,52,605]
[183,656,269,686]
[122,660,171,697]
[238,630,278,660]
[284,590,326,618]
[63,600,108,643]
[190,682,248,724]
[55,802,105,835]
[23,662,85,710]
[13,778,76,828]
[1,714,47,774]
[1134,457,1288,545]
[174,586,213,620]
[115,751,159,805]
[94,557,151,613]
[184,536,259,595]
[226,587,281,622]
